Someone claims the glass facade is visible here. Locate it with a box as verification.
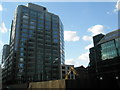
[115,37,120,56]
[101,38,120,60]
[3,3,64,85]
[11,3,64,83]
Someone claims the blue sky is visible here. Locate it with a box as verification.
[0,2,119,67]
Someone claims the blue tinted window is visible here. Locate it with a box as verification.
[22,29,28,33]
[19,63,24,68]
[22,24,28,28]
[20,53,24,57]
[22,7,29,13]
[23,15,29,19]
[30,18,36,21]
[52,26,58,30]
[30,21,36,25]
[22,33,28,37]
[38,12,44,19]
[29,34,33,37]
[101,40,118,60]
[52,15,58,21]
[29,30,34,34]
[38,19,44,24]
[38,23,43,27]
[53,31,58,34]
[21,42,24,46]
[21,38,27,41]
[45,25,51,29]
[45,14,51,21]
[30,26,36,29]
[53,39,58,43]
[30,11,37,17]
[20,48,24,51]
[53,34,58,38]
[23,19,28,24]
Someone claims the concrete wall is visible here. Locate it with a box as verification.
[3,79,120,89]
[28,79,66,88]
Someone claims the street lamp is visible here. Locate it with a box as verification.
[52,58,59,80]
[100,77,103,80]
[53,58,59,63]
[116,76,119,80]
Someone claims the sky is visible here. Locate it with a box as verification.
[0,1,119,67]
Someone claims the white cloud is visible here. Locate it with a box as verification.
[64,31,80,42]
[65,52,90,68]
[78,52,89,61]
[0,4,3,11]
[82,25,105,50]
[84,43,93,50]
[82,35,92,42]
[0,22,8,33]
[0,41,4,48]
[88,25,104,36]
[114,0,120,12]
[65,58,76,65]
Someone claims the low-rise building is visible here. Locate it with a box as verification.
[89,29,120,80]
[60,65,75,79]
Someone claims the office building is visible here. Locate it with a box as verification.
[89,29,120,80]
[2,3,64,86]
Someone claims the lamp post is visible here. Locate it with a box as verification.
[52,58,59,80]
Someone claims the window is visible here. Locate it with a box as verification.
[30,25,36,29]
[19,69,24,73]
[45,25,51,29]
[22,29,28,33]
[22,19,28,24]
[53,39,58,43]
[45,13,51,21]
[62,71,65,74]
[53,34,58,38]
[19,63,24,68]
[20,53,24,57]
[29,30,34,34]
[20,48,24,51]
[23,15,29,19]
[30,11,37,16]
[38,19,44,24]
[21,42,24,46]
[62,66,65,69]
[53,31,58,34]
[30,21,36,25]
[20,58,24,62]
[52,15,58,22]
[38,23,43,28]
[21,33,28,37]
[21,38,27,42]
[38,12,44,19]
[29,34,33,37]
[52,26,58,30]
[22,8,29,13]
[101,40,118,60]
[30,18,36,22]
[22,24,28,28]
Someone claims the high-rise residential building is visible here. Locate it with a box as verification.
[0,65,2,90]
[89,29,120,80]
[2,3,64,85]
[1,44,10,64]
